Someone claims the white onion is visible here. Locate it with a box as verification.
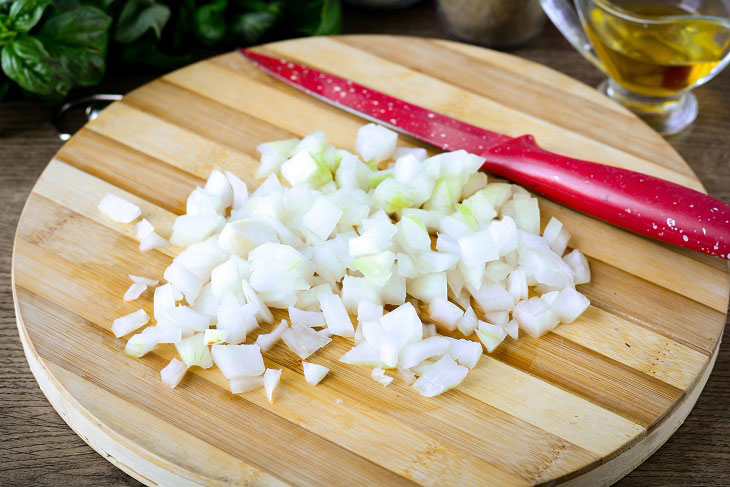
[412,355,468,397]
[447,338,483,368]
[256,320,289,352]
[164,263,203,304]
[211,343,265,379]
[407,272,447,302]
[564,249,591,284]
[98,193,141,223]
[475,321,507,352]
[139,231,169,251]
[123,282,147,302]
[136,219,154,239]
[288,307,326,328]
[399,336,450,369]
[263,368,282,402]
[129,274,158,286]
[513,297,560,337]
[457,305,478,336]
[469,282,514,312]
[160,358,188,388]
[356,123,397,164]
[552,286,590,323]
[112,309,149,338]
[302,362,329,385]
[282,324,331,359]
[175,333,213,368]
[357,301,383,323]
[428,298,463,331]
[204,328,227,345]
[170,214,224,247]
[230,375,264,394]
[371,367,393,386]
[318,293,354,337]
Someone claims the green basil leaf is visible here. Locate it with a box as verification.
[1,36,71,96]
[194,0,227,46]
[115,0,170,44]
[9,0,51,32]
[38,5,111,86]
[282,0,341,37]
[230,10,278,43]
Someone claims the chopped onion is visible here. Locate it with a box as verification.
[552,286,590,323]
[164,263,203,303]
[136,219,154,239]
[407,272,447,302]
[282,324,331,359]
[160,358,188,388]
[170,214,224,247]
[398,367,417,385]
[485,311,509,327]
[456,305,478,336]
[356,123,397,164]
[176,333,213,368]
[357,301,383,323]
[543,217,571,255]
[204,328,227,345]
[469,282,514,312]
[218,218,277,258]
[217,296,258,344]
[302,362,329,385]
[139,231,169,251]
[165,305,210,331]
[428,298,463,331]
[124,326,158,357]
[513,297,560,337]
[230,375,264,394]
[318,293,355,337]
[98,193,141,223]
[504,319,519,339]
[422,323,437,338]
[412,355,468,397]
[475,321,507,352]
[112,309,149,338]
[371,367,393,386]
[288,307,326,328]
[129,274,158,286]
[123,282,147,302]
[564,249,591,285]
[447,338,483,368]
[211,343,265,379]
[399,336,450,369]
[256,319,289,352]
[264,368,282,402]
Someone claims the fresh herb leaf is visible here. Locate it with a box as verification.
[194,0,227,46]
[1,35,71,96]
[9,0,51,32]
[171,0,195,48]
[39,5,111,86]
[285,0,340,37]
[115,0,170,43]
[230,8,279,43]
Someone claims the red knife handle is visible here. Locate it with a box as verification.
[483,135,730,259]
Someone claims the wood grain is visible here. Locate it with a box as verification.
[8,33,729,487]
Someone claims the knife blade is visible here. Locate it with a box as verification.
[240,49,730,259]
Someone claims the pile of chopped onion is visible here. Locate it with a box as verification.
[102,123,591,399]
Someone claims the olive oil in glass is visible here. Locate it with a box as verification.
[585,0,730,97]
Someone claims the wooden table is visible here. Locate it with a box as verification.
[1,2,728,485]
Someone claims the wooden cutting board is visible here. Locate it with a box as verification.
[12,36,729,486]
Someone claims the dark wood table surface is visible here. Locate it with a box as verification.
[1,2,728,485]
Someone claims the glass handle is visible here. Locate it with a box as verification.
[539,0,605,72]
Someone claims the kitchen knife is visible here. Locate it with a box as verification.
[240,49,730,260]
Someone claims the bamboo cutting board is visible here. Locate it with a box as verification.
[12,36,730,486]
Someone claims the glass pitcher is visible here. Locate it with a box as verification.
[541,0,730,135]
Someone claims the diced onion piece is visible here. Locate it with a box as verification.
[302,362,330,385]
[204,169,233,208]
[485,261,512,282]
[458,229,499,265]
[396,252,418,279]
[165,305,210,331]
[175,333,213,368]
[319,293,354,337]
[136,219,154,239]
[289,307,326,328]
[428,298,463,331]
[256,138,299,178]
[282,324,331,359]
[399,336,450,369]
[256,320,289,352]
[342,276,382,313]
[519,248,574,288]
[225,171,249,210]
[281,149,331,187]
[230,375,264,394]
[357,301,383,323]
[395,215,431,254]
[129,274,158,286]
[124,327,158,357]
[241,279,274,324]
[112,309,149,338]
[170,214,224,247]
[485,311,509,327]
[507,269,529,301]
[552,287,590,323]
[447,338,483,368]
[303,196,342,242]
[340,341,387,367]
[469,282,514,312]
[160,358,187,388]
[164,263,203,304]
[98,193,141,223]
[263,368,282,402]
[476,321,507,352]
[352,251,395,287]
[394,147,427,161]
[123,282,147,302]
[154,283,177,320]
[218,218,278,258]
[414,251,459,274]
[356,123,397,164]
[457,305,478,336]
[563,249,591,285]
[204,328,227,345]
[412,355,468,397]
[217,296,257,344]
[211,343,265,379]
[371,367,393,386]
[139,232,169,251]
[349,219,397,256]
[407,272,447,302]
[186,187,225,216]
[504,319,519,339]
[398,367,416,385]
[489,216,519,257]
[513,297,560,337]
[543,217,571,255]
[422,323,437,338]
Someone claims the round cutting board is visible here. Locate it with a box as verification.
[12,36,729,486]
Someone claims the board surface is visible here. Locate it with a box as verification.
[11,35,729,486]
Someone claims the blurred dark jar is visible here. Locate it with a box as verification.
[437,0,546,47]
